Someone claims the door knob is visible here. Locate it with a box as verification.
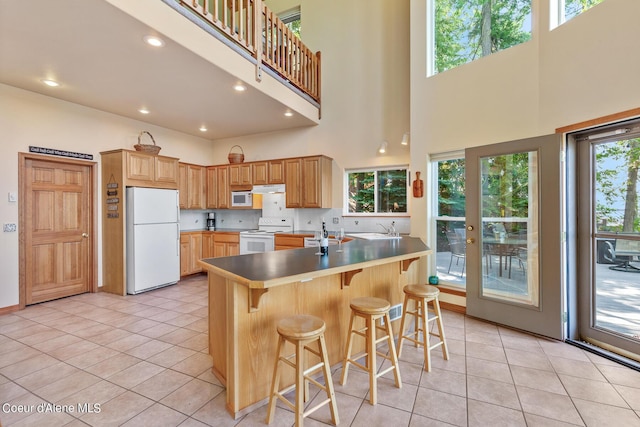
[466,238,475,244]
[82,233,89,238]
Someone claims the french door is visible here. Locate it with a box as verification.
[575,122,640,358]
[465,134,565,340]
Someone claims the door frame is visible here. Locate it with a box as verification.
[18,152,98,309]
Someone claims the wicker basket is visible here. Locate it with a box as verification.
[228,145,245,164]
[134,131,161,155]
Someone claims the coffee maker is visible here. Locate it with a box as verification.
[206,212,216,231]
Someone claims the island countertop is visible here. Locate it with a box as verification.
[199,236,430,289]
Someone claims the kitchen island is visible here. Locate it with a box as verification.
[198,236,431,419]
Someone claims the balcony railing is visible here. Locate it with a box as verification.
[182,0,321,104]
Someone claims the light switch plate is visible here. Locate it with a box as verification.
[8,192,17,202]
[3,223,17,232]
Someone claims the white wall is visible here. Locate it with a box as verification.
[409,0,640,259]
[0,83,216,309]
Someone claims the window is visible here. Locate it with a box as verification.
[560,0,605,25]
[431,0,532,75]
[346,167,408,214]
[431,154,467,287]
[278,6,301,38]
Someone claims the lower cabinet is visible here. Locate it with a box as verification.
[180,232,203,276]
[213,232,240,257]
[181,231,238,277]
[274,234,307,250]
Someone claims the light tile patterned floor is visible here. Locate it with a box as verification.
[1,275,640,426]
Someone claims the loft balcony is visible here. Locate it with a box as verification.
[174,0,320,106]
[0,0,321,139]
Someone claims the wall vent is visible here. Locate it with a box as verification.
[381,303,403,324]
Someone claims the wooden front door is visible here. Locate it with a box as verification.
[20,153,96,306]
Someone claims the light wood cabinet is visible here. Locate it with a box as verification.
[122,150,179,188]
[206,166,218,209]
[268,159,285,184]
[100,149,180,295]
[252,162,268,185]
[284,158,303,208]
[229,163,252,187]
[274,234,306,250]
[214,232,240,257]
[180,231,204,276]
[202,232,215,259]
[284,155,332,208]
[178,163,205,209]
[217,166,230,209]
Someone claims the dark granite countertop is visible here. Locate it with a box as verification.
[199,236,430,288]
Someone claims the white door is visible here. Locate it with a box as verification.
[128,223,180,293]
[128,187,179,224]
[465,134,565,340]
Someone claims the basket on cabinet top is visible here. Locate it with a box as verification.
[228,145,244,164]
[134,131,161,155]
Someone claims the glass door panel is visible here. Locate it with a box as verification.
[466,134,564,340]
[479,152,539,307]
[577,134,640,354]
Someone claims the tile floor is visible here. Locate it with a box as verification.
[1,275,640,426]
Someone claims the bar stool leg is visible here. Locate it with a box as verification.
[432,297,450,361]
[383,312,402,388]
[266,335,285,424]
[420,298,433,372]
[340,311,356,385]
[397,295,410,357]
[295,340,305,426]
[319,334,340,425]
[367,314,377,404]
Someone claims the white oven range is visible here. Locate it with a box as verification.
[239,217,293,255]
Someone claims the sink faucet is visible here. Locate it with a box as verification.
[377,221,397,236]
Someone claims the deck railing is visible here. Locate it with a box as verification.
[182,0,321,104]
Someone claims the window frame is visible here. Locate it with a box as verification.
[343,165,410,217]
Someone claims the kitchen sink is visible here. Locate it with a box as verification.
[346,233,402,240]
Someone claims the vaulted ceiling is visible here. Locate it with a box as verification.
[0,0,318,140]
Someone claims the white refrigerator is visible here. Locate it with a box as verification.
[126,187,180,294]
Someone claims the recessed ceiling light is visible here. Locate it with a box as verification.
[138,108,150,115]
[42,79,60,87]
[233,83,246,92]
[144,35,165,47]
[199,126,208,132]
[284,111,293,117]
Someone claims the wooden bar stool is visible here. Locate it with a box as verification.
[340,297,401,405]
[266,314,339,426]
[397,284,449,372]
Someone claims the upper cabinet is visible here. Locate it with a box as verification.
[285,155,332,208]
[102,149,179,189]
[178,163,205,209]
[252,159,285,185]
[229,163,252,187]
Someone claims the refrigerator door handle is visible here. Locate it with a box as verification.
[176,224,180,256]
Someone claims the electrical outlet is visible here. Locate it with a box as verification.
[3,223,17,232]
[332,217,339,224]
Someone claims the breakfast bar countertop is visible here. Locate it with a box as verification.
[198,236,430,289]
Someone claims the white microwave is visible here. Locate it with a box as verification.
[231,191,252,207]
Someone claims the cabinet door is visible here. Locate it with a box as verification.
[302,157,322,208]
[217,166,229,209]
[126,151,154,182]
[268,159,285,184]
[227,242,239,256]
[284,158,303,208]
[178,163,188,208]
[253,162,268,185]
[180,234,190,276]
[206,167,218,209]
[189,233,203,273]
[202,233,214,259]
[155,156,179,185]
[230,164,252,186]
[213,241,226,257]
[187,165,205,209]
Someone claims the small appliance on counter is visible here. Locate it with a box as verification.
[207,212,216,231]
